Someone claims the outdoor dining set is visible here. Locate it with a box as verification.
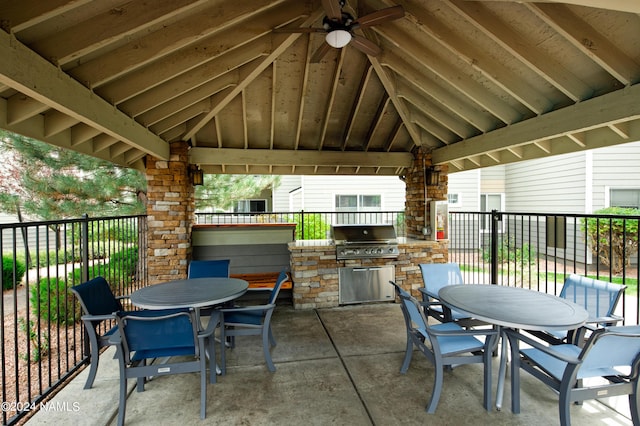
[69,259,640,426]
[392,263,640,426]
[69,260,289,426]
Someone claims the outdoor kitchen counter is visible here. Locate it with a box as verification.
[288,237,435,248]
[288,238,446,309]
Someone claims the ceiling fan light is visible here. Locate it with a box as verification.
[325,30,351,48]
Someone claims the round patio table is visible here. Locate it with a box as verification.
[438,284,588,411]
[130,277,248,310]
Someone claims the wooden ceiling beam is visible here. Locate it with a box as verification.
[382,50,497,133]
[31,0,209,67]
[448,0,591,103]
[0,30,169,160]
[70,0,287,87]
[379,23,531,124]
[398,0,550,115]
[526,3,640,86]
[98,33,271,105]
[433,84,640,164]
[190,147,413,168]
[183,7,326,141]
[397,79,477,139]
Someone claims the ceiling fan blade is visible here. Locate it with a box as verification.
[350,35,381,57]
[322,0,343,22]
[273,27,326,33]
[353,5,405,29]
[310,42,334,63]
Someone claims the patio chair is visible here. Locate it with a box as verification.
[504,325,640,426]
[418,263,474,324]
[392,281,499,413]
[70,276,130,390]
[188,259,232,313]
[187,259,231,278]
[110,307,220,426]
[526,274,626,346]
[219,269,289,373]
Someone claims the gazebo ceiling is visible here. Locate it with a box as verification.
[0,0,638,176]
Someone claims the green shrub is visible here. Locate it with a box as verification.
[2,256,26,290]
[29,277,79,325]
[290,213,331,240]
[68,245,139,289]
[581,207,640,275]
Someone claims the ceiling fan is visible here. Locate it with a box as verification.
[274,0,405,63]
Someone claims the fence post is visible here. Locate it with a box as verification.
[300,210,304,240]
[81,214,90,282]
[491,210,501,284]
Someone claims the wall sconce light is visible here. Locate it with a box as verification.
[424,166,440,186]
[189,165,204,186]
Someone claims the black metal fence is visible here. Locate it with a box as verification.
[449,210,640,325]
[2,209,639,424]
[195,210,407,239]
[0,215,147,425]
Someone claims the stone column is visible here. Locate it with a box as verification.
[404,147,448,240]
[145,141,194,284]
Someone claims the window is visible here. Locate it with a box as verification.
[448,193,461,207]
[234,199,267,213]
[335,194,381,211]
[610,189,640,209]
[480,193,503,232]
[335,194,382,224]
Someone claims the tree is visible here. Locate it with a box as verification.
[0,131,146,220]
[582,207,640,275]
[195,174,280,211]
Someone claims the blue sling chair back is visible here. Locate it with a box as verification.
[390,281,498,413]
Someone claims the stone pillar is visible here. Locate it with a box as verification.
[145,141,194,284]
[404,147,448,240]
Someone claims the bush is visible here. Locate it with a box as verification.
[2,256,26,290]
[68,245,139,289]
[581,207,640,274]
[29,277,80,325]
[290,213,331,240]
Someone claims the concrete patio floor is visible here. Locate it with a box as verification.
[27,303,633,426]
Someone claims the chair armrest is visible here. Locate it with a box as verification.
[418,287,438,299]
[219,304,275,314]
[503,328,582,365]
[246,288,272,293]
[199,310,221,339]
[116,295,130,300]
[108,333,121,345]
[586,315,624,324]
[428,328,499,338]
[81,313,116,322]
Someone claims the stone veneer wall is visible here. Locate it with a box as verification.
[289,240,448,309]
[289,147,451,309]
[288,147,451,309]
[404,147,448,240]
[145,141,194,284]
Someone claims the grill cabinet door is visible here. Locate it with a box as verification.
[338,266,395,304]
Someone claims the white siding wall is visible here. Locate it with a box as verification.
[591,141,640,210]
[272,176,302,211]
[480,165,506,194]
[504,152,588,214]
[448,169,481,211]
[272,175,406,212]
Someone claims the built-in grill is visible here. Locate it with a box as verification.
[332,224,399,260]
[332,224,398,304]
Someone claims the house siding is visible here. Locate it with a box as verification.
[592,141,640,210]
[504,153,588,214]
[273,175,406,212]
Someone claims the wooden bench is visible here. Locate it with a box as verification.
[230,272,292,290]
